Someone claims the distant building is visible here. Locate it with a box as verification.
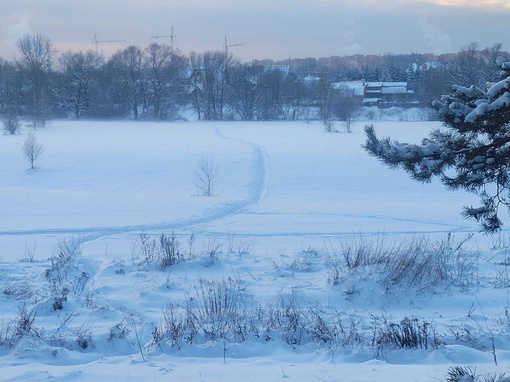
[331,81,418,108]
[263,64,290,74]
[304,75,321,84]
[331,81,366,99]
[364,82,417,107]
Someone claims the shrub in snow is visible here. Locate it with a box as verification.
[76,331,92,350]
[322,119,335,133]
[364,58,510,233]
[151,302,183,349]
[226,233,255,256]
[158,232,183,268]
[14,305,38,340]
[3,114,20,135]
[327,233,477,290]
[0,305,39,348]
[152,278,252,348]
[138,232,184,270]
[289,247,322,272]
[188,278,251,342]
[325,252,343,286]
[374,316,440,352]
[44,237,86,310]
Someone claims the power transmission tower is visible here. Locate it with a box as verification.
[224,36,242,54]
[92,34,126,56]
[150,26,176,51]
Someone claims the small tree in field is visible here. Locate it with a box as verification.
[194,155,219,196]
[364,57,510,234]
[22,132,43,169]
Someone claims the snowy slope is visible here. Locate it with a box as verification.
[0,120,509,381]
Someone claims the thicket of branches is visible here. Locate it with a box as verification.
[0,34,507,124]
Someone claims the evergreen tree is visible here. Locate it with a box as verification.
[363,57,510,233]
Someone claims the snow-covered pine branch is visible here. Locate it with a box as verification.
[364,57,510,234]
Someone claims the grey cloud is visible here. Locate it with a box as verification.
[0,1,508,61]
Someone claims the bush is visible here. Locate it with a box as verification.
[327,234,478,290]
[14,305,38,339]
[45,237,84,310]
[0,305,39,348]
[138,232,184,269]
[340,234,389,270]
[159,232,183,268]
[3,114,20,135]
[191,278,251,342]
[383,236,450,288]
[153,278,252,348]
[375,316,440,351]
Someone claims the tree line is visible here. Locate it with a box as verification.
[0,34,508,127]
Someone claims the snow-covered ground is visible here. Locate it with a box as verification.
[1,119,509,381]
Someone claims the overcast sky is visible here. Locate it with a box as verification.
[0,0,509,62]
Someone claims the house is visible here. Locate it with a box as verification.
[363,82,417,107]
[263,64,290,74]
[331,81,418,108]
[331,81,366,101]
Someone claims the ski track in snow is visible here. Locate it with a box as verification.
[0,124,481,245]
[213,124,270,205]
[0,125,271,244]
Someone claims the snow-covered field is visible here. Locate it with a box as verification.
[1,120,509,381]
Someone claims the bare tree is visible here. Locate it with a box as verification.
[53,50,102,119]
[194,156,219,196]
[22,132,43,169]
[227,63,264,120]
[16,33,54,128]
[188,51,236,120]
[145,43,186,120]
[281,72,310,121]
[109,46,146,120]
[453,42,484,88]
[481,43,505,86]
[317,77,334,130]
[257,68,286,120]
[332,84,359,133]
[0,59,23,132]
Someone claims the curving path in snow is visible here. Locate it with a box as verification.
[213,124,270,205]
[187,122,483,243]
[0,120,490,257]
[0,123,272,248]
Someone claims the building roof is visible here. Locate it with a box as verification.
[263,65,290,74]
[366,82,409,95]
[331,81,366,96]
